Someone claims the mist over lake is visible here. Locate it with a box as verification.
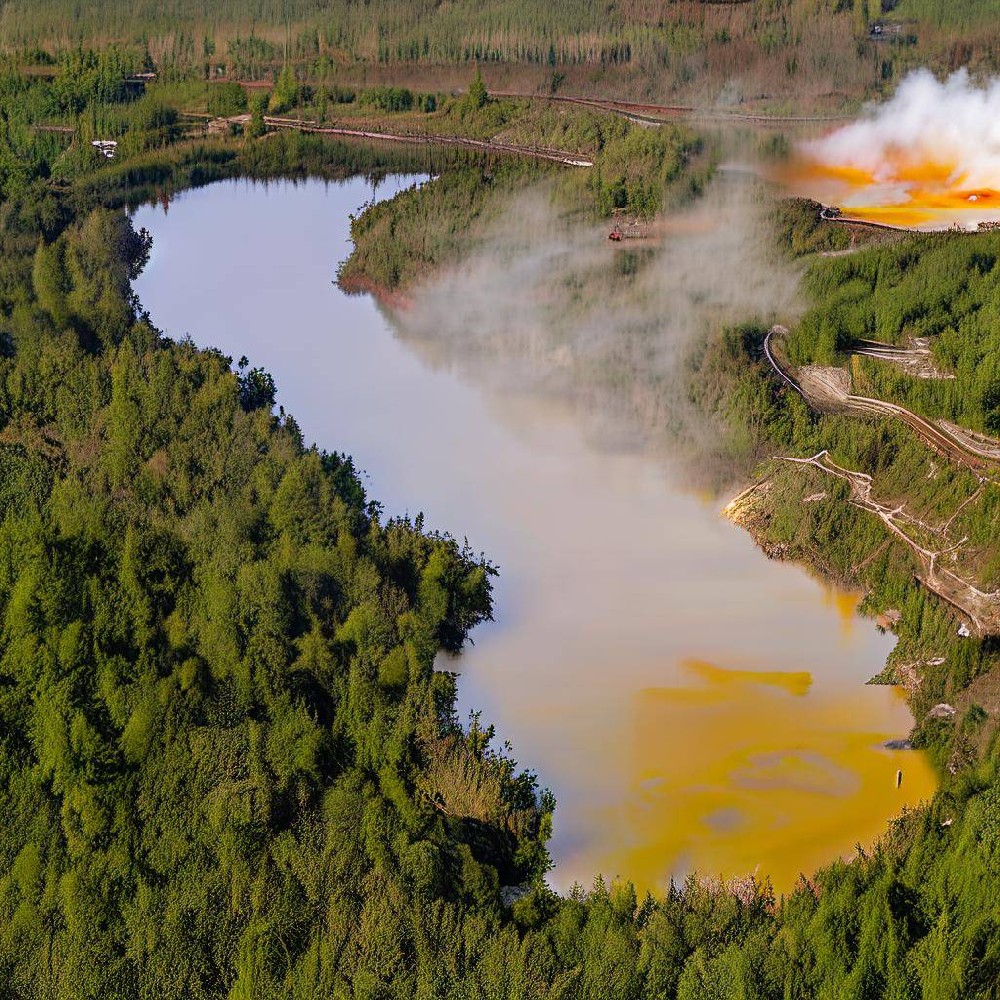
[133,176,935,893]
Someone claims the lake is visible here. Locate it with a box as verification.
[133,174,936,894]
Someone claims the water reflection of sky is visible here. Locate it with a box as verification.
[134,178,936,895]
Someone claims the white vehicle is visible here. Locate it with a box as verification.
[91,139,119,160]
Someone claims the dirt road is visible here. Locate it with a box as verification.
[764,326,997,473]
[851,338,955,380]
[781,451,1000,634]
[262,116,594,166]
[491,91,849,125]
[759,326,1000,633]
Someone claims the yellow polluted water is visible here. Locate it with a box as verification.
[131,177,938,901]
[613,660,937,894]
[824,585,862,638]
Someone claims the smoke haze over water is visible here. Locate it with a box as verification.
[785,70,1000,230]
[132,176,937,896]
[391,171,803,488]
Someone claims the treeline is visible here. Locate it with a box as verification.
[0,0,854,66]
[894,0,998,29]
[2,57,1000,996]
[0,58,514,220]
[0,49,172,199]
[0,50,703,232]
[1,164,1000,1000]
[4,0,997,107]
[0,155,558,996]
[340,114,703,292]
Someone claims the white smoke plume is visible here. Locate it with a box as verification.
[386,171,803,488]
[789,69,1000,229]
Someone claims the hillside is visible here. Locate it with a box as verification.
[0,22,998,998]
[2,0,999,110]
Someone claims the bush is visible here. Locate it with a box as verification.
[206,81,247,117]
[361,86,414,113]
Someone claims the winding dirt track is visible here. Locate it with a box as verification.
[760,326,1000,634]
[780,451,1000,634]
[851,339,955,380]
[261,115,595,166]
[491,91,850,125]
[763,326,997,473]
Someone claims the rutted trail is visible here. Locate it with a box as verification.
[850,338,955,381]
[186,111,596,166]
[263,116,596,166]
[782,452,1000,634]
[755,326,1000,634]
[764,326,1000,472]
[491,91,851,125]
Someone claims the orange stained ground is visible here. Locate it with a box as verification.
[776,146,1000,231]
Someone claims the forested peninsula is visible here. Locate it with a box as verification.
[0,7,999,998]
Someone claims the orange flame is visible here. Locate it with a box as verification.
[775,142,1000,231]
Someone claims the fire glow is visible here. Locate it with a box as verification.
[780,70,1000,231]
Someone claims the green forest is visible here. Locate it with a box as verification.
[3,0,999,108]
[0,15,1000,999]
[780,226,1000,434]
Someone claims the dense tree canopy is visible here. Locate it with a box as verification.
[0,48,998,998]
[3,0,999,108]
